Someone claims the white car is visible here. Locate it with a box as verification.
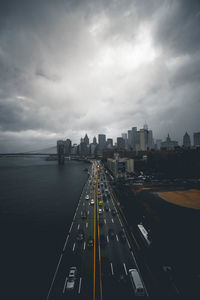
[90,199,94,205]
[99,207,103,214]
[66,267,77,290]
[85,195,89,200]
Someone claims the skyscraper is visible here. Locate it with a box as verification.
[93,136,97,145]
[139,129,148,151]
[65,139,72,156]
[183,132,191,148]
[128,130,133,148]
[194,132,200,147]
[117,137,125,149]
[98,134,106,152]
[84,134,89,145]
[107,138,113,148]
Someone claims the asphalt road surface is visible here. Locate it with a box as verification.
[46,161,148,300]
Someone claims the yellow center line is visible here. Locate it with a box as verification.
[97,185,103,300]
[93,168,96,300]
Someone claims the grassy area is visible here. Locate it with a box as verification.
[158,189,200,210]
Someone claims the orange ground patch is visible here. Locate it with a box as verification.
[158,189,200,210]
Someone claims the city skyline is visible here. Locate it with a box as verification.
[0,0,200,152]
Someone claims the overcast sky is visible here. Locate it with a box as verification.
[0,0,200,152]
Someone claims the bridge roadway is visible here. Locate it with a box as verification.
[46,161,148,300]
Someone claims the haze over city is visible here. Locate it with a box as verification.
[0,0,200,152]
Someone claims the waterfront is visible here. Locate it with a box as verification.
[0,156,90,300]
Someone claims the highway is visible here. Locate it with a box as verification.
[46,161,148,299]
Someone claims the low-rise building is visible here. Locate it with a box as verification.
[107,153,134,179]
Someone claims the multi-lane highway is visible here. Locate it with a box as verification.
[46,161,148,299]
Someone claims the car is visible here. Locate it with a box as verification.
[99,207,103,214]
[118,230,126,243]
[90,199,94,205]
[87,236,94,248]
[66,267,77,290]
[100,234,107,248]
[108,229,115,239]
[76,229,84,242]
[81,210,87,219]
[104,205,109,212]
[85,195,89,200]
[111,209,117,216]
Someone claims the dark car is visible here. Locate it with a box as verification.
[81,210,87,219]
[108,229,115,240]
[87,236,94,248]
[111,209,117,216]
[100,234,107,248]
[118,230,126,243]
[76,229,84,242]
[104,205,109,212]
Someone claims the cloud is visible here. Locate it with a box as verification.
[0,0,200,152]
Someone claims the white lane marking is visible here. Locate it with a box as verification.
[88,210,89,215]
[72,243,76,251]
[172,283,181,295]
[104,219,106,224]
[62,276,68,293]
[83,241,86,250]
[78,277,82,294]
[107,235,109,243]
[86,222,88,228]
[111,218,114,223]
[77,224,80,230]
[69,222,73,233]
[83,203,85,206]
[123,263,128,275]
[127,239,131,249]
[63,235,69,252]
[118,215,123,226]
[46,253,63,300]
[110,262,114,275]
[116,234,119,242]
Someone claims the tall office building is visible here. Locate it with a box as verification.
[194,132,200,147]
[128,130,133,148]
[148,130,153,150]
[107,138,113,148]
[98,134,106,152]
[83,134,89,145]
[117,137,125,149]
[93,136,97,145]
[132,127,137,149]
[183,132,191,148]
[139,129,148,151]
[121,133,128,143]
[65,139,72,156]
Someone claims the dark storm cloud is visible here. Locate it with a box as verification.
[0,0,200,152]
[153,0,200,56]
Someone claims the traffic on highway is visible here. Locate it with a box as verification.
[46,161,148,299]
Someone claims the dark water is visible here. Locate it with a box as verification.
[0,156,90,300]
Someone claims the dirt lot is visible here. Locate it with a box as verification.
[158,189,200,210]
